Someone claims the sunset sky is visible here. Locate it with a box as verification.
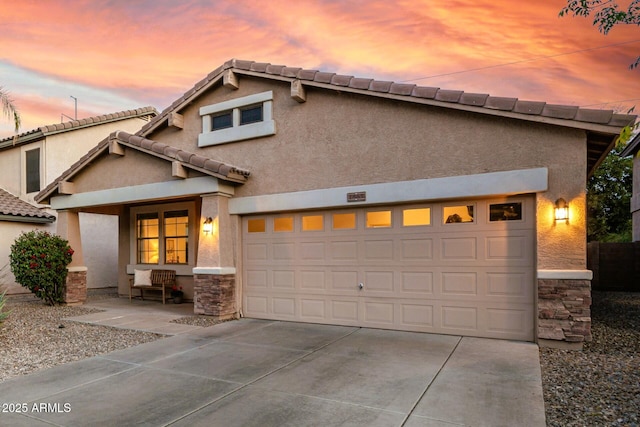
[1,0,639,138]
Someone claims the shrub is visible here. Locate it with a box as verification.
[9,231,74,305]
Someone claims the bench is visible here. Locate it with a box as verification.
[129,269,177,304]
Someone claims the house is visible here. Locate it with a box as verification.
[0,107,157,296]
[36,59,636,346]
[620,132,640,242]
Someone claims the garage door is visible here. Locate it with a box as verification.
[242,197,535,340]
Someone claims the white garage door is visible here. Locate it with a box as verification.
[242,197,535,341]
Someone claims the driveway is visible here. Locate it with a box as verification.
[0,318,545,426]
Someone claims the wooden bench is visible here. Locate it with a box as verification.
[129,269,177,304]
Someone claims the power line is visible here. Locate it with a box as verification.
[401,39,640,82]
[582,98,640,107]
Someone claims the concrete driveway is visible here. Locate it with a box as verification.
[0,317,546,426]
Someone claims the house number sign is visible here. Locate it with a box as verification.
[347,191,366,202]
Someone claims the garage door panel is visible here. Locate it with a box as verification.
[400,271,434,294]
[485,234,530,261]
[246,295,269,316]
[272,297,296,317]
[300,298,327,320]
[243,197,535,341]
[273,242,295,260]
[330,270,359,292]
[363,301,395,324]
[273,270,295,289]
[400,303,434,327]
[486,307,532,335]
[440,237,477,260]
[300,241,325,260]
[300,270,326,290]
[246,270,268,289]
[363,271,394,292]
[401,238,433,260]
[441,305,478,331]
[330,299,359,322]
[246,243,268,261]
[441,272,478,296]
[486,272,530,298]
[363,240,394,260]
[330,240,358,260]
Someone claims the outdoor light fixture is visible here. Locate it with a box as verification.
[554,198,569,223]
[203,217,214,233]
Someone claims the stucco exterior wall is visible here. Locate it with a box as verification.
[156,77,589,270]
[0,149,22,197]
[44,117,153,187]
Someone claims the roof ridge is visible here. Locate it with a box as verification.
[1,106,158,144]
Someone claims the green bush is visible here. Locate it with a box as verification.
[9,231,74,305]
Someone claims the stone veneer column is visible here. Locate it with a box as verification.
[64,267,88,305]
[57,210,88,305]
[537,271,593,347]
[193,273,236,318]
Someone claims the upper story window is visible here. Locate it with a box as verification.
[199,91,276,147]
[25,148,41,194]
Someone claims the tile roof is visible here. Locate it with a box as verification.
[110,131,250,179]
[0,107,158,149]
[141,59,636,138]
[138,59,636,177]
[35,131,250,204]
[0,188,55,223]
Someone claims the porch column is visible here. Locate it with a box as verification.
[193,193,237,318]
[56,210,87,305]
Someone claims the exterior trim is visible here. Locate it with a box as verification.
[68,266,88,272]
[537,270,593,280]
[193,267,237,275]
[50,177,235,210]
[229,167,548,214]
[0,215,55,224]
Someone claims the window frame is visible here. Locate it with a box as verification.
[21,144,43,196]
[199,91,275,147]
[129,202,196,273]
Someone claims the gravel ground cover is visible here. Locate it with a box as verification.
[540,291,640,427]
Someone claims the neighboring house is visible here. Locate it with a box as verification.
[0,107,157,295]
[620,132,640,242]
[36,59,636,347]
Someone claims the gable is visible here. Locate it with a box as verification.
[139,59,635,177]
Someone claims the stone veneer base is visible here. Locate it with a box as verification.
[194,273,237,318]
[64,270,87,305]
[538,278,592,345]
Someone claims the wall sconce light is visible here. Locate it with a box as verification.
[203,217,213,234]
[554,198,569,223]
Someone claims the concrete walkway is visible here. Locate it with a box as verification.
[0,299,546,426]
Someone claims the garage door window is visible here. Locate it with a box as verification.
[489,202,522,221]
[403,208,431,226]
[366,211,391,228]
[333,213,356,230]
[248,218,266,233]
[444,205,474,224]
[274,217,294,232]
[302,215,324,231]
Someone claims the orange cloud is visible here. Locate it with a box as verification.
[0,0,638,138]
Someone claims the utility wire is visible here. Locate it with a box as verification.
[401,39,640,82]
